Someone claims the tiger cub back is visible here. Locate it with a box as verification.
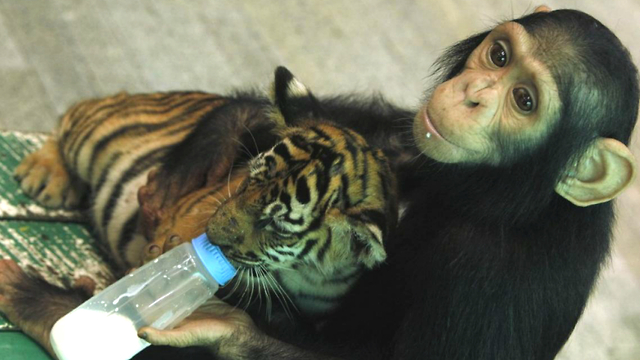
[17,66,397,322]
[54,91,228,267]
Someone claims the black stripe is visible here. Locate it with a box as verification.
[283,214,304,226]
[296,238,318,260]
[67,92,183,156]
[316,230,332,263]
[272,142,292,161]
[74,96,217,169]
[92,124,195,193]
[314,159,330,202]
[94,153,122,191]
[166,120,199,137]
[274,248,296,257]
[263,252,280,262]
[289,135,309,152]
[295,175,310,204]
[101,149,167,229]
[86,99,213,179]
[117,213,140,264]
[64,96,130,148]
[340,174,351,207]
[268,204,284,217]
[295,214,324,238]
[232,254,260,263]
[342,131,361,164]
[61,101,91,143]
[309,126,333,143]
[279,191,292,210]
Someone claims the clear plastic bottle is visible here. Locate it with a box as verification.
[49,233,236,360]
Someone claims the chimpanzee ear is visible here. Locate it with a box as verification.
[555,138,637,206]
[533,5,552,13]
[269,66,324,126]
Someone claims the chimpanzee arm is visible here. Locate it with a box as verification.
[138,97,278,237]
[377,211,602,360]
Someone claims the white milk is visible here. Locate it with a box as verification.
[51,309,149,360]
[49,234,236,360]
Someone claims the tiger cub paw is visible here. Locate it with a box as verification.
[14,139,87,208]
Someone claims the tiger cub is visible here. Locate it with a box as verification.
[15,67,397,320]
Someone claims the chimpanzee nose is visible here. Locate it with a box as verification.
[457,71,500,125]
[464,73,497,106]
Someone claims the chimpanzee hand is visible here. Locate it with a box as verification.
[137,297,261,357]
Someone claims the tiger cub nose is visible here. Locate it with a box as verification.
[254,218,271,230]
[220,217,240,233]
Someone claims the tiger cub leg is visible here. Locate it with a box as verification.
[14,138,87,208]
[0,260,87,356]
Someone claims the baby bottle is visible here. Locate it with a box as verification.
[49,233,236,360]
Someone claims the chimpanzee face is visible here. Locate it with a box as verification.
[414,22,561,166]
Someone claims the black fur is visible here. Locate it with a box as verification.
[10,275,88,332]
[309,10,639,360]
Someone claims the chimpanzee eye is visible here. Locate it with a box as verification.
[513,87,535,112]
[489,43,508,67]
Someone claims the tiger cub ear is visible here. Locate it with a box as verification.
[327,208,388,269]
[350,221,387,269]
[269,66,324,126]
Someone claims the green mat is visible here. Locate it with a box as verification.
[0,332,51,360]
[0,130,115,334]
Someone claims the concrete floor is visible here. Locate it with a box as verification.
[0,1,638,358]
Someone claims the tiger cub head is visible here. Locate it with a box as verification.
[206,67,397,274]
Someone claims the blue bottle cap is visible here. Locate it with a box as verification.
[191,233,237,286]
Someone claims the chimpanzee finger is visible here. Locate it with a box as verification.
[141,243,163,264]
[163,234,185,253]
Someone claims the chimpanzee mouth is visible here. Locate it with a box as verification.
[421,107,476,153]
[422,107,447,142]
